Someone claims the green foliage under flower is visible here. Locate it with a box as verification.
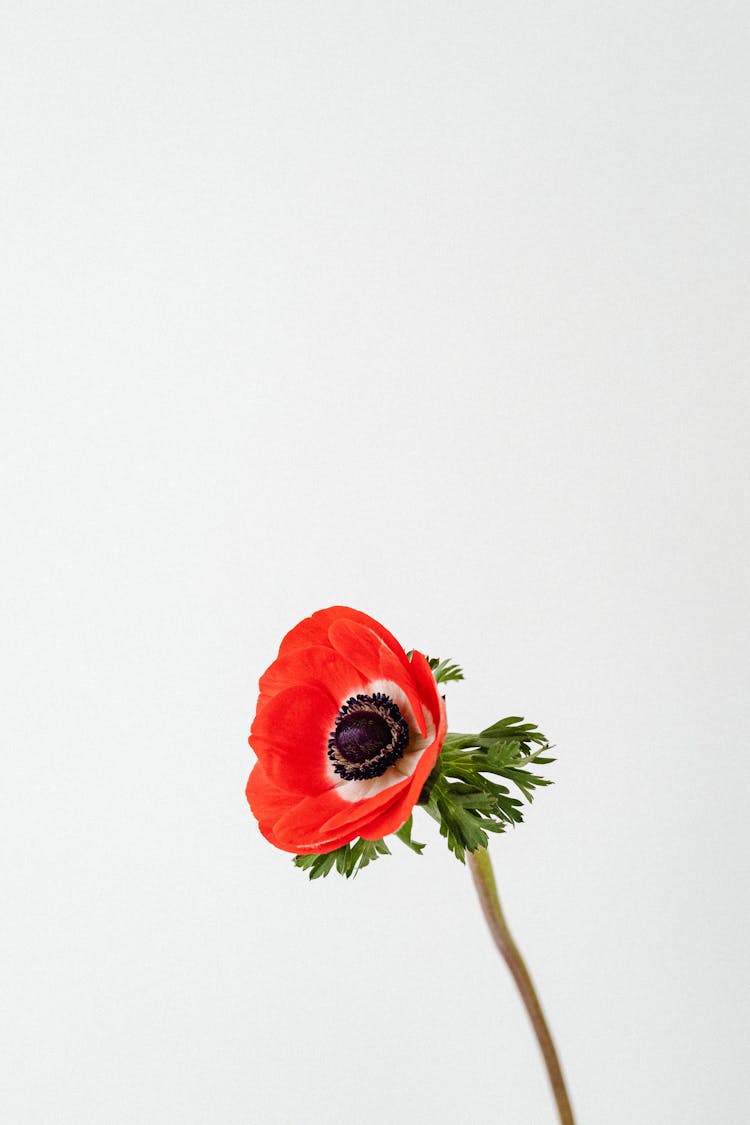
[293,657,554,878]
[293,814,424,879]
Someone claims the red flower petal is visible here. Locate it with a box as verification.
[250,683,338,796]
[246,761,297,832]
[278,606,412,674]
[256,644,365,713]
[408,649,442,724]
[270,787,362,852]
[327,619,427,738]
[317,774,411,835]
[247,766,356,854]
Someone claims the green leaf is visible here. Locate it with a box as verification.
[394,814,425,855]
[419,715,555,861]
[479,716,548,746]
[425,655,465,685]
[293,836,391,880]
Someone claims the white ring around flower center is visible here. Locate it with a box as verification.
[328,678,436,803]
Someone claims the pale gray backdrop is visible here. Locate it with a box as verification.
[2,3,748,1123]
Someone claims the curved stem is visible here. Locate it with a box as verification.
[467,847,575,1125]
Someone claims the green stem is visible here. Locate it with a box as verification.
[467,847,575,1125]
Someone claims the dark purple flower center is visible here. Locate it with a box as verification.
[335,713,393,764]
[328,692,409,781]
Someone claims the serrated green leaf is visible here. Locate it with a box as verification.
[418,714,555,862]
[394,814,425,855]
[425,655,465,685]
[293,836,389,880]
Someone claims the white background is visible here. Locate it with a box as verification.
[2,3,749,1123]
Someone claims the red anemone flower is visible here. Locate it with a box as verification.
[246,607,447,854]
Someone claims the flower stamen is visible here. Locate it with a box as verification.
[328,692,409,781]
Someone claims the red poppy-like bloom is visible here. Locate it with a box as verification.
[246,607,448,854]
